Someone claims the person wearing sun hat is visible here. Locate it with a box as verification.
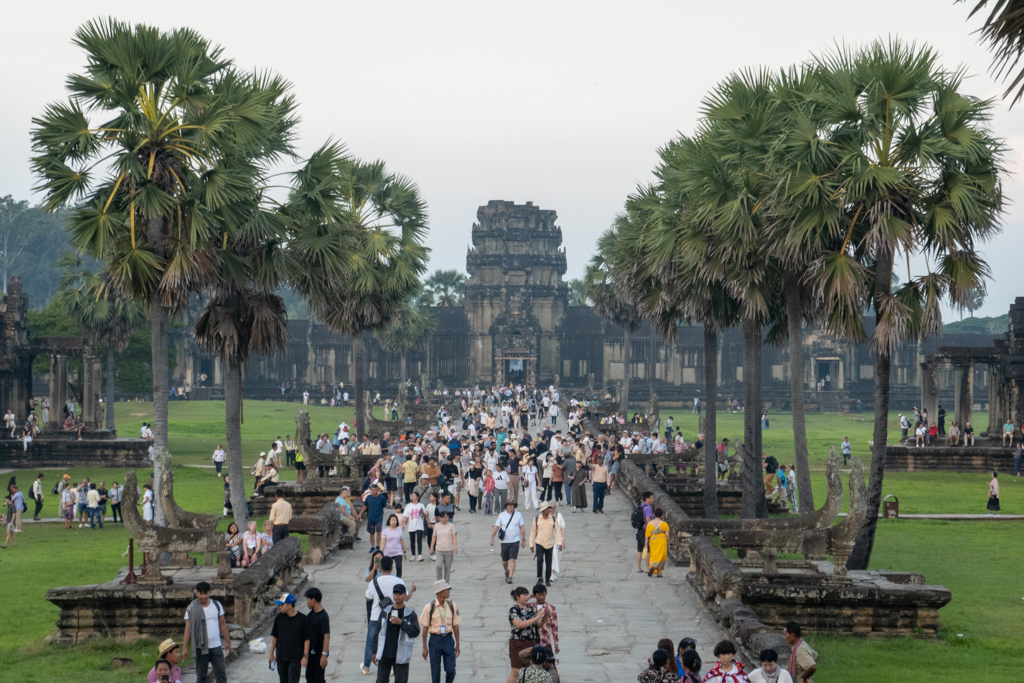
[147,638,183,682]
[419,580,461,683]
[270,593,309,683]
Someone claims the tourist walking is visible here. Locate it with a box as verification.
[269,592,309,683]
[303,585,331,683]
[419,580,460,683]
[679,648,702,683]
[550,506,567,581]
[491,500,526,584]
[634,492,654,573]
[363,556,413,675]
[1015,444,1022,477]
[3,493,17,548]
[702,640,748,682]
[987,471,1000,516]
[529,502,562,586]
[716,439,730,482]
[781,621,817,683]
[182,581,230,683]
[31,473,44,520]
[644,507,669,578]
[269,488,293,543]
[841,438,851,467]
[405,492,427,561]
[591,458,608,513]
[522,458,539,510]
[532,583,559,659]
[493,464,509,511]
[365,483,388,549]
[507,586,545,683]
[382,513,408,577]
[508,452,522,506]
[430,509,457,583]
[570,456,589,512]
[748,649,793,683]
[373,583,420,683]
[516,647,555,683]
[211,445,225,477]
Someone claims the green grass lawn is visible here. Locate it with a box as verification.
[0,401,1019,682]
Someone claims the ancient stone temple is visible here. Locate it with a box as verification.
[465,200,568,385]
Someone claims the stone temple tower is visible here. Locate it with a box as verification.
[465,201,568,385]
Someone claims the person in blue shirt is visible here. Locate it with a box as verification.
[335,486,360,543]
[364,484,388,550]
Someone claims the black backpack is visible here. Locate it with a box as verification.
[631,503,646,530]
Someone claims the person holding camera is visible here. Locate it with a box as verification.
[147,639,183,682]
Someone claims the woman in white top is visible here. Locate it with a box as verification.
[404,492,427,561]
[140,484,154,523]
[240,520,263,567]
[522,458,540,510]
[212,445,226,477]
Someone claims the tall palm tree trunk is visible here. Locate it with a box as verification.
[786,273,813,514]
[849,252,894,570]
[649,328,656,399]
[225,358,249,528]
[741,316,767,518]
[105,344,116,431]
[621,326,631,415]
[148,217,170,527]
[703,327,719,519]
[354,328,366,440]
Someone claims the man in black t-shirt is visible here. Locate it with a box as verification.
[270,593,309,683]
[304,588,330,683]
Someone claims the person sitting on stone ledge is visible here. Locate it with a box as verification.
[948,421,961,446]
[255,463,279,497]
[927,421,938,445]
[963,422,975,447]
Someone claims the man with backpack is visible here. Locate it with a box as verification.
[633,492,654,573]
[373,583,420,683]
[182,581,230,683]
[362,556,416,675]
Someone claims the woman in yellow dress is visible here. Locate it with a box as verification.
[644,507,669,577]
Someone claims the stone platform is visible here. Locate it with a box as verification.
[0,434,151,469]
[662,477,742,516]
[46,537,306,650]
[885,444,1015,472]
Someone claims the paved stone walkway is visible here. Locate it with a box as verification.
[221,485,726,682]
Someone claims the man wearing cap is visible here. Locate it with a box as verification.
[420,580,461,683]
[148,639,183,682]
[373,583,420,683]
[269,592,309,683]
[363,556,415,675]
[490,500,525,584]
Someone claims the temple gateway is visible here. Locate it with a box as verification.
[167,200,1001,410]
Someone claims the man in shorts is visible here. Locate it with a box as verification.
[364,483,388,550]
[489,500,525,584]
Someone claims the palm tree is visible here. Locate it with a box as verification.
[297,157,429,441]
[812,40,1004,568]
[376,304,437,400]
[567,278,588,306]
[584,230,643,415]
[31,19,297,524]
[965,0,1024,105]
[53,254,146,431]
[422,269,465,307]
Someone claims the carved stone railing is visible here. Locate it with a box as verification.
[155,451,220,531]
[288,502,344,565]
[122,471,228,584]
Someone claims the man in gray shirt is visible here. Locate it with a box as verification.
[561,453,577,507]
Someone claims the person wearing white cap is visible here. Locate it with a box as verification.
[529,502,563,586]
[419,580,461,683]
[269,592,308,683]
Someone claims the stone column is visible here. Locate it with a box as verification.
[988,365,999,435]
[920,359,938,424]
[956,362,974,430]
[82,353,96,425]
[49,354,68,428]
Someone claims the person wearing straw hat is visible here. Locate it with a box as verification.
[419,580,461,683]
[147,639,183,682]
[529,502,562,587]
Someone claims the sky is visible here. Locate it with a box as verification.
[2,0,1022,318]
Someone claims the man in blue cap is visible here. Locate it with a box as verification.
[269,593,309,683]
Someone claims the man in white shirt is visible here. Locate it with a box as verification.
[182,581,231,683]
[362,556,415,674]
[303,390,309,405]
[489,500,526,584]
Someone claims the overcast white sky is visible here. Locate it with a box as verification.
[2,0,1022,318]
